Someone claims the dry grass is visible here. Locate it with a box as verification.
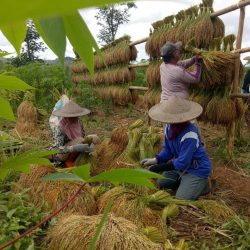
[45,213,164,250]
[16,164,96,215]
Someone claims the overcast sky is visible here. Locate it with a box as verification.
[0,0,249,61]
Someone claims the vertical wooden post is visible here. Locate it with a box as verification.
[227,6,245,158]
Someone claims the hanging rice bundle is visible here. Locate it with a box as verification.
[73,66,136,85]
[205,92,237,125]
[143,89,161,109]
[97,187,166,235]
[235,98,247,119]
[71,60,86,74]
[45,213,164,250]
[212,17,225,38]
[186,42,236,87]
[146,60,161,88]
[15,100,38,136]
[223,34,236,51]
[96,86,132,106]
[92,127,129,174]
[16,164,96,215]
[194,8,214,48]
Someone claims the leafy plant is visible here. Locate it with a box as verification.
[0,182,49,249]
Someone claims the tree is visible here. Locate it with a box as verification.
[95,2,136,45]
[11,20,46,66]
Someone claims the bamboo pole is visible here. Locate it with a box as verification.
[129,37,148,46]
[232,47,250,54]
[128,63,149,68]
[210,0,250,18]
[227,6,245,159]
[129,86,149,91]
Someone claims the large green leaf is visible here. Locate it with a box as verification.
[42,172,84,182]
[72,164,91,181]
[89,201,113,250]
[0,21,27,56]
[0,149,57,180]
[0,51,11,57]
[0,0,127,25]
[63,11,97,74]
[0,97,15,121]
[34,17,66,65]
[0,75,34,90]
[89,168,164,189]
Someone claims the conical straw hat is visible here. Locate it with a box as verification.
[149,96,203,124]
[52,100,90,117]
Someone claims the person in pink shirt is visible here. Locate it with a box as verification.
[160,41,202,102]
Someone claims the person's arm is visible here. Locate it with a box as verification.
[52,126,65,148]
[177,57,195,69]
[177,61,202,84]
[172,131,199,171]
[155,139,174,164]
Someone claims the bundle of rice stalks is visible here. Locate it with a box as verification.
[235,98,247,119]
[97,187,166,235]
[17,164,96,215]
[205,93,237,125]
[146,60,161,88]
[143,226,165,244]
[92,127,129,174]
[143,89,161,109]
[45,213,164,250]
[194,8,214,48]
[193,199,234,221]
[71,60,86,74]
[212,17,225,38]
[96,86,132,106]
[162,204,179,222]
[223,34,236,51]
[186,43,237,87]
[15,100,38,136]
[165,239,189,250]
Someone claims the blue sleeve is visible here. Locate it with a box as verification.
[172,138,197,171]
[156,139,173,164]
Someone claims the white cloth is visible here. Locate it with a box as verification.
[49,95,69,129]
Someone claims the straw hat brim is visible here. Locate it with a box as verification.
[149,101,203,124]
[52,109,90,117]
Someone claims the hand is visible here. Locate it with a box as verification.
[149,161,174,173]
[194,55,202,64]
[140,158,157,166]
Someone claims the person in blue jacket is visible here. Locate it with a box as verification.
[141,96,211,200]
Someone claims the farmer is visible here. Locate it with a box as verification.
[141,96,211,200]
[50,100,100,167]
[160,41,202,102]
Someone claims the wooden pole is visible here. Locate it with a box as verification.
[128,63,149,68]
[232,47,250,54]
[227,6,245,159]
[210,0,250,18]
[129,86,149,91]
[129,37,148,46]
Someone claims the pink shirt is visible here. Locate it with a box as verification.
[160,58,201,102]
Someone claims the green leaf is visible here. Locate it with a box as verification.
[7,208,17,218]
[0,20,27,56]
[0,0,127,25]
[0,169,9,180]
[0,97,15,121]
[72,164,90,181]
[0,74,34,90]
[89,168,164,189]
[34,17,66,65]
[63,11,97,74]
[89,201,113,250]
[41,172,84,182]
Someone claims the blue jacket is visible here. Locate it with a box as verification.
[156,123,211,179]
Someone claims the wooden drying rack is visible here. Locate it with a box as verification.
[127,0,250,157]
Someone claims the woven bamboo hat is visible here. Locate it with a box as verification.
[52,100,90,117]
[149,96,203,124]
